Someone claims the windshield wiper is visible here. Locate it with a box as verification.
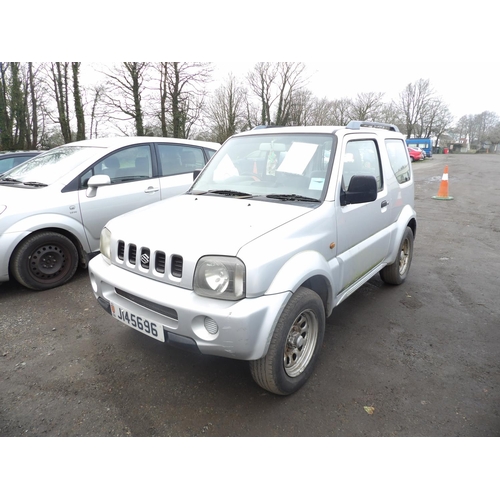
[206,189,254,198]
[266,193,320,202]
[22,181,48,187]
[0,177,22,184]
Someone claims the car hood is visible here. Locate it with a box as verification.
[107,193,315,259]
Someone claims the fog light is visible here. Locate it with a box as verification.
[204,317,218,335]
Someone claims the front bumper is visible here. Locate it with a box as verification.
[0,229,30,283]
[88,255,291,360]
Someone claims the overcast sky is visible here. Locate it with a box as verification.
[212,61,498,120]
[8,1,498,122]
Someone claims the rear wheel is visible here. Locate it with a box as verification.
[380,226,414,285]
[250,287,325,395]
[10,231,79,291]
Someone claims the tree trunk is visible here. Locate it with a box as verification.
[28,63,38,148]
[0,62,13,150]
[72,63,86,141]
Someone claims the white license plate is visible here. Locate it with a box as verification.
[110,302,165,342]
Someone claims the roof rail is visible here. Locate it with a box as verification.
[252,125,287,130]
[346,121,400,133]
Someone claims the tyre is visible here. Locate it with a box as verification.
[10,231,79,291]
[250,287,325,395]
[380,226,414,285]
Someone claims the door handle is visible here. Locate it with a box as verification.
[145,187,159,194]
[381,200,389,208]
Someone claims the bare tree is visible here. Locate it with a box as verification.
[330,97,353,126]
[274,62,308,125]
[205,74,247,143]
[47,62,72,143]
[485,121,500,151]
[397,78,435,138]
[287,89,316,125]
[154,62,213,138]
[0,62,10,149]
[0,62,43,150]
[247,62,277,126]
[86,84,109,139]
[350,92,385,121]
[378,102,403,129]
[420,98,453,144]
[306,97,336,126]
[100,62,150,136]
[247,62,308,126]
[475,111,498,145]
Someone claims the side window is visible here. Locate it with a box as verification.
[158,144,205,176]
[204,148,217,160]
[91,145,152,185]
[386,139,411,184]
[342,139,382,190]
[0,157,15,173]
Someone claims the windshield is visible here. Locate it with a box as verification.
[0,145,105,185]
[191,133,335,202]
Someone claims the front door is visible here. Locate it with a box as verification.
[78,145,161,251]
[335,136,392,292]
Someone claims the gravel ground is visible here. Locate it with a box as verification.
[1,152,499,437]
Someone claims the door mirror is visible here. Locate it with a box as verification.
[341,175,377,206]
[86,174,111,198]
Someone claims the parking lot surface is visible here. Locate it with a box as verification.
[1,153,499,437]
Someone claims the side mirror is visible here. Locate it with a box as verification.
[86,174,111,198]
[341,175,377,206]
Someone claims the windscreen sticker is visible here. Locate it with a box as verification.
[277,142,318,175]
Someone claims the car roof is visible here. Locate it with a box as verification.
[236,126,344,137]
[64,136,220,150]
[233,121,402,138]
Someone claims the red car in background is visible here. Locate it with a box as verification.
[408,146,424,162]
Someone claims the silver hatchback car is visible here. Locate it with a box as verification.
[0,136,219,290]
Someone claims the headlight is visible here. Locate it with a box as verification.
[194,256,245,300]
[100,227,112,260]
[0,205,6,216]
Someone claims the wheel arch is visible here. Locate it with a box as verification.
[265,250,335,316]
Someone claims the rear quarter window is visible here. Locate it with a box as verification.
[386,139,411,184]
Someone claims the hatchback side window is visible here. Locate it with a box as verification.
[342,139,382,190]
[386,139,411,184]
[158,145,205,176]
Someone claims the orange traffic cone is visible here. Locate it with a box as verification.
[432,165,453,200]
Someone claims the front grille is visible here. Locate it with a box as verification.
[116,288,178,320]
[116,241,183,279]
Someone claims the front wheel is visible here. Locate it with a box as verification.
[250,287,325,395]
[10,231,79,291]
[380,226,414,285]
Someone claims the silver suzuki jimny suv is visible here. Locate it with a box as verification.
[89,121,417,395]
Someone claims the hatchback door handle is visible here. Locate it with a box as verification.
[381,200,389,208]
